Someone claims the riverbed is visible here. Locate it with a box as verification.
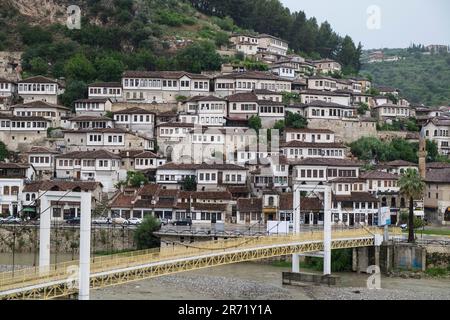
[90,262,450,300]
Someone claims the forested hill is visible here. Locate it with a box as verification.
[0,0,362,106]
[361,51,450,106]
[189,0,362,74]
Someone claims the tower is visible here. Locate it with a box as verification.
[418,128,427,179]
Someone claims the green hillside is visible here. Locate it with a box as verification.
[361,52,450,106]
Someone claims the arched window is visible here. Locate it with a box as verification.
[26,194,30,201]
[400,197,406,208]
[381,197,387,207]
[391,198,396,208]
[31,193,36,201]
[268,196,274,207]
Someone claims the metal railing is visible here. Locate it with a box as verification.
[0,226,400,293]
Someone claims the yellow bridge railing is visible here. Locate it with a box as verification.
[0,227,400,294]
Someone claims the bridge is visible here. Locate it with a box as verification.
[0,226,400,300]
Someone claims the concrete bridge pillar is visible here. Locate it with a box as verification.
[292,254,300,273]
[38,192,51,273]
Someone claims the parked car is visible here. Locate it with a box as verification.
[66,217,81,225]
[0,216,22,224]
[124,218,142,225]
[92,217,112,225]
[159,218,171,226]
[112,217,127,225]
[172,217,192,226]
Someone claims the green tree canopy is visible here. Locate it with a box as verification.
[248,115,262,132]
[175,41,222,73]
[126,171,149,188]
[64,54,96,83]
[285,111,308,129]
[182,176,197,191]
[0,141,9,161]
[133,215,161,250]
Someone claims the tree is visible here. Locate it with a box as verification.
[133,215,161,250]
[95,56,125,82]
[357,102,369,115]
[175,41,222,73]
[126,171,149,187]
[182,176,197,191]
[398,169,426,243]
[64,54,96,82]
[285,111,308,129]
[248,115,262,132]
[59,80,87,109]
[0,141,9,161]
[29,57,49,75]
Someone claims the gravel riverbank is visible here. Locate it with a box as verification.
[91,263,450,300]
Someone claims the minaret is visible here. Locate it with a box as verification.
[418,128,427,179]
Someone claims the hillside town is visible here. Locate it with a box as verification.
[0,32,449,229]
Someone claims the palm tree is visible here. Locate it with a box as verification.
[398,169,426,243]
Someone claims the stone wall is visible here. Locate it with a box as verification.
[0,226,136,254]
[307,119,377,144]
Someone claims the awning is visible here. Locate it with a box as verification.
[22,207,36,213]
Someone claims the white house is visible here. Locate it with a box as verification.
[26,146,60,180]
[0,77,17,98]
[281,128,346,160]
[18,76,63,104]
[374,103,412,120]
[0,113,50,150]
[55,150,125,193]
[0,163,34,217]
[257,34,289,56]
[113,107,156,139]
[122,71,211,103]
[180,95,227,127]
[307,76,338,91]
[74,98,113,117]
[313,59,342,74]
[424,117,450,156]
[11,101,71,127]
[299,89,351,106]
[301,100,356,120]
[63,128,154,153]
[88,82,123,101]
[214,71,292,97]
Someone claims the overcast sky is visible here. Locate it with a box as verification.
[280,0,450,49]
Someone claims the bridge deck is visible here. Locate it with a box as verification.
[0,227,399,300]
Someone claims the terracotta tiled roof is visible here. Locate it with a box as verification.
[88,82,122,87]
[360,171,399,180]
[185,95,226,103]
[281,141,346,148]
[306,100,354,109]
[0,162,30,169]
[217,71,290,82]
[11,101,70,110]
[285,128,335,134]
[23,181,102,193]
[27,146,60,154]
[290,158,362,167]
[226,92,258,103]
[56,150,121,160]
[113,107,156,115]
[191,203,228,211]
[299,89,350,97]
[68,115,113,121]
[425,168,450,183]
[123,71,209,79]
[237,198,262,213]
[158,162,247,171]
[18,76,58,84]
